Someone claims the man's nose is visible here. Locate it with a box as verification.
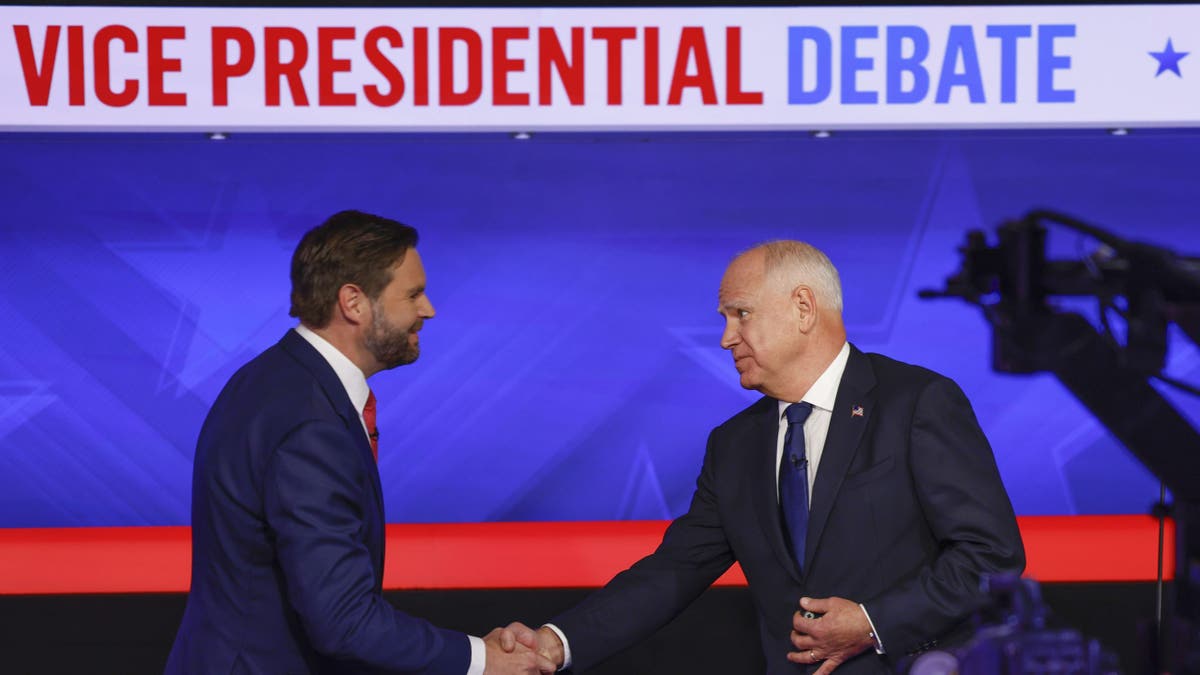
[719,321,738,350]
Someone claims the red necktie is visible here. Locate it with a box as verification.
[363,390,379,462]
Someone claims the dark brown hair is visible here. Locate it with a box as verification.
[288,210,419,327]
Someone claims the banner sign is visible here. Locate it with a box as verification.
[1,5,1195,130]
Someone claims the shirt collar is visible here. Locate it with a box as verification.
[293,324,371,416]
[778,341,851,419]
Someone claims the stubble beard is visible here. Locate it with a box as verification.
[365,303,420,370]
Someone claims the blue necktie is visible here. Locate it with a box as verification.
[780,402,813,573]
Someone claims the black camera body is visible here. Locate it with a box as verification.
[902,575,1119,675]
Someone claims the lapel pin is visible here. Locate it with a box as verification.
[851,405,864,418]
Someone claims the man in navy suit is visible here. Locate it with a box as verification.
[528,241,1025,674]
[166,211,553,675]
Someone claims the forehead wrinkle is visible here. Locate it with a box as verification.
[720,256,765,308]
[718,290,755,312]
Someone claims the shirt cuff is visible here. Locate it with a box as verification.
[858,604,885,654]
[466,635,486,675]
[542,623,573,671]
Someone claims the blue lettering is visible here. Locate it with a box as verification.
[840,26,878,104]
[986,25,1031,103]
[886,25,929,104]
[1038,24,1075,103]
[935,25,985,104]
[788,26,832,104]
[789,22,1071,108]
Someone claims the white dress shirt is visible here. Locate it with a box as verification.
[294,325,372,437]
[775,341,851,502]
[293,325,487,675]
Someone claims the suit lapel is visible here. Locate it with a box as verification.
[803,345,876,573]
[279,330,387,525]
[747,397,803,584]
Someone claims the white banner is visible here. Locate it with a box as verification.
[0,5,1196,130]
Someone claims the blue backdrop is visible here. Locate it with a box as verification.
[1,129,1197,526]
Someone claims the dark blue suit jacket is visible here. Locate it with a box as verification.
[166,330,470,675]
[551,346,1025,674]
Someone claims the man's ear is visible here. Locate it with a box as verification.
[793,285,818,333]
[336,283,368,325]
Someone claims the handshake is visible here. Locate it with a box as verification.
[482,622,565,675]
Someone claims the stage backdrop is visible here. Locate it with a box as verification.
[1,128,1198,527]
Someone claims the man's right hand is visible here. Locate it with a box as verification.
[533,626,565,669]
[482,626,556,674]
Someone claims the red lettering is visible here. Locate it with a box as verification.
[413,27,429,106]
[147,26,186,106]
[265,27,309,106]
[212,27,254,106]
[364,26,404,107]
[438,27,481,106]
[94,25,138,107]
[12,25,59,106]
[492,27,528,105]
[644,27,659,105]
[68,26,84,105]
[592,26,635,105]
[318,26,355,106]
[667,27,716,105]
[538,27,583,106]
[725,27,762,105]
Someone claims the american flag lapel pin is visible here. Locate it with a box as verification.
[851,405,864,418]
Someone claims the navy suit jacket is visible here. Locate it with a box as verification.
[166,330,470,675]
[551,346,1025,674]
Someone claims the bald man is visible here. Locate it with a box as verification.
[526,241,1024,674]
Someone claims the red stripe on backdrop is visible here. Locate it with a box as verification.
[0,516,1173,595]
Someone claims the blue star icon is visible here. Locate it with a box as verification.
[1149,38,1189,77]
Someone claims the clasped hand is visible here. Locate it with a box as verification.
[483,622,557,674]
[788,596,876,675]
